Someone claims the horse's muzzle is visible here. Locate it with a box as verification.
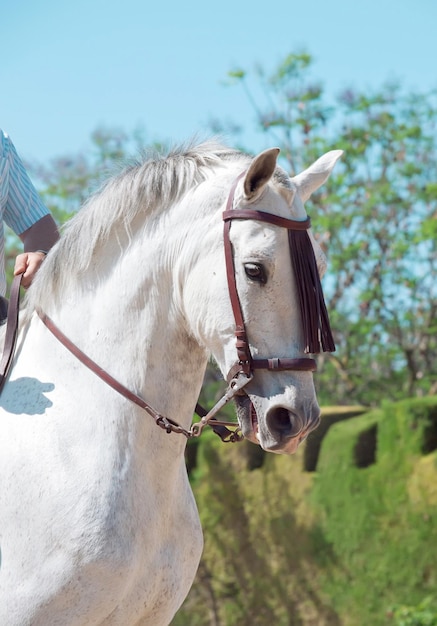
[235,394,321,454]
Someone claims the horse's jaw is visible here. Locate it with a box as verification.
[234,392,321,455]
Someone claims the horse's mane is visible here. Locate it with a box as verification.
[25,140,248,311]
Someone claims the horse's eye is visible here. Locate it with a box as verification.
[244,263,267,284]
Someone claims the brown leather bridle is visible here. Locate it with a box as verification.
[222,171,318,386]
[1,170,334,443]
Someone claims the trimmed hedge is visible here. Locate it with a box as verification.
[173,397,437,625]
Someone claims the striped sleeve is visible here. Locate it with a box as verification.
[2,132,49,235]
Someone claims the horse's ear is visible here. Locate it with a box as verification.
[243,148,280,202]
[292,150,343,202]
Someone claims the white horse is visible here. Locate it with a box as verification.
[0,142,341,625]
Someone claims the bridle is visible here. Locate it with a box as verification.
[1,171,334,443]
[222,171,319,386]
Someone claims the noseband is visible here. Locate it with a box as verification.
[15,170,334,442]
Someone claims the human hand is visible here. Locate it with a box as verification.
[14,251,46,288]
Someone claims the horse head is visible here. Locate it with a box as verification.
[183,147,342,454]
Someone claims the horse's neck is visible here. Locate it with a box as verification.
[34,241,208,437]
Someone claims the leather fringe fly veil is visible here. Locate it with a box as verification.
[287,226,335,354]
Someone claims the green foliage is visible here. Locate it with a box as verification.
[174,397,437,625]
[310,397,437,625]
[388,597,437,626]
[176,434,335,626]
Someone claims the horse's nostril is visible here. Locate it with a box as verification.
[267,407,303,438]
[275,408,292,431]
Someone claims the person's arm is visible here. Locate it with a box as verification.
[14,214,60,287]
[1,132,60,288]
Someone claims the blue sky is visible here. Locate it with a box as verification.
[1,0,436,165]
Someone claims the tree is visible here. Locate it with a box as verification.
[219,53,437,406]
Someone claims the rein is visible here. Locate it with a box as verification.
[1,169,335,443]
[36,308,244,441]
[0,273,23,394]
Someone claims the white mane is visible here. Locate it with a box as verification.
[25,140,248,311]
